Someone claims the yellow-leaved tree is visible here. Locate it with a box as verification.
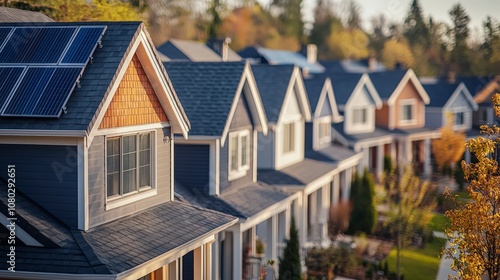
[380,39,415,70]
[431,112,466,173]
[444,93,500,279]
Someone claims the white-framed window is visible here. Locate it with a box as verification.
[106,131,154,200]
[455,111,465,126]
[352,107,368,125]
[399,99,417,125]
[318,120,331,143]
[480,108,488,123]
[283,122,295,154]
[228,130,250,180]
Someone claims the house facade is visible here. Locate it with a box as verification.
[165,61,297,280]
[253,65,361,250]
[370,69,436,176]
[0,22,237,280]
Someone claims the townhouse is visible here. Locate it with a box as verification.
[164,61,297,280]
[0,22,237,280]
[252,64,361,249]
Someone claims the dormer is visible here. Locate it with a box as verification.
[165,62,268,196]
[422,81,478,131]
[329,73,382,135]
[252,65,311,170]
[303,76,343,151]
[370,69,430,130]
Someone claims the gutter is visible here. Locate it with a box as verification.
[0,271,116,280]
[0,129,86,137]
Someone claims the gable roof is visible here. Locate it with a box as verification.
[369,69,430,105]
[239,46,325,74]
[325,72,382,109]
[157,39,222,62]
[251,64,311,124]
[422,81,478,110]
[0,7,54,22]
[0,22,190,138]
[164,61,268,140]
[320,59,387,73]
[303,76,343,121]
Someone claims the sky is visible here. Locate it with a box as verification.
[259,0,500,36]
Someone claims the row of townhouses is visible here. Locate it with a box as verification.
[0,19,499,280]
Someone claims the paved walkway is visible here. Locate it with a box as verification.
[435,232,458,280]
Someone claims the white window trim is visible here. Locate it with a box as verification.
[450,108,469,130]
[352,106,368,126]
[104,130,157,210]
[399,99,417,125]
[282,121,296,154]
[228,130,250,181]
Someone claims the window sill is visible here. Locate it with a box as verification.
[398,120,417,126]
[228,168,248,181]
[105,189,157,211]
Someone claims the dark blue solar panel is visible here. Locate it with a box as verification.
[0,27,76,64]
[61,26,106,64]
[0,67,24,109]
[0,28,13,50]
[2,67,82,117]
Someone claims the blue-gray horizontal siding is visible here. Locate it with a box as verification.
[88,128,172,228]
[0,144,78,228]
[174,144,210,193]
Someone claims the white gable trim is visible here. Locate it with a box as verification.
[345,74,382,109]
[314,77,343,122]
[87,30,190,146]
[277,67,312,125]
[0,212,43,247]
[387,69,430,106]
[221,63,268,146]
[444,82,479,111]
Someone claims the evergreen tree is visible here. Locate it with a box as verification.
[348,170,377,234]
[345,0,362,30]
[207,0,223,39]
[279,216,301,280]
[403,0,430,47]
[272,0,305,44]
[449,3,471,75]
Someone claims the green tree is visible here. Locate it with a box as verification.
[381,38,415,69]
[403,0,430,47]
[444,93,500,279]
[348,170,377,235]
[272,0,305,44]
[384,166,436,280]
[279,216,301,280]
[207,0,223,39]
[309,0,341,58]
[449,3,471,75]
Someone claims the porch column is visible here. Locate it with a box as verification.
[212,235,220,280]
[308,191,317,242]
[405,139,412,163]
[376,144,384,180]
[423,138,432,177]
[266,215,277,263]
[321,185,330,243]
[358,147,369,174]
[233,229,243,280]
[250,226,257,256]
[465,147,471,164]
[343,168,353,201]
[298,194,307,247]
[167,259,178,280]
[332,174,340,206]
[194,246,203,280]
[206,242,212,280]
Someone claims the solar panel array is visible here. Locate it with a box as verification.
[0,25,106,118]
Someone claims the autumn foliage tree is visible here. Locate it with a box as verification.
[444,93,500,279]
[431,113,466,174]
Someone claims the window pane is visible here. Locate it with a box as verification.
[139,133,152,188]
[107,173,119,197]
[140,133,151,150]
[140,166,151,187]
[106,138,120,197]
[403,104,413,120]
[455,112,464,125]
[230,135,238,172]
[123,170,137,194]
[123,135,136,153]
[283,122,295,153]
[241,135,248,167]
[290,122,295,151]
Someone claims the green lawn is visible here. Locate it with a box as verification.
[429,212,449,233]
[385,238,446,280]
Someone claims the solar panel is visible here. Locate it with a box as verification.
[61,26,106,64]
[0,67,24,109]
[0,27,76,64]
[0,28,13,51]
[2,67,83,117]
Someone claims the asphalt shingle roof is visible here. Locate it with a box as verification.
[305,144,359,163]
[327,72,364,105]
[303,76,327,113]
[320,59,387,73]
[369,70,408,101]
[175,181,290,219]
[0,22,189,133]
[83,201,236,274]
[251,64,295,123]
[0,7,54,22]
[157,39,222,62]
[332,123,392,142]
[421,82,458,107]
[258,158,337,188]
[164,61,246,136]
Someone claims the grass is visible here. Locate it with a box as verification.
[385,238,446,280]
[429,212,450,233]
